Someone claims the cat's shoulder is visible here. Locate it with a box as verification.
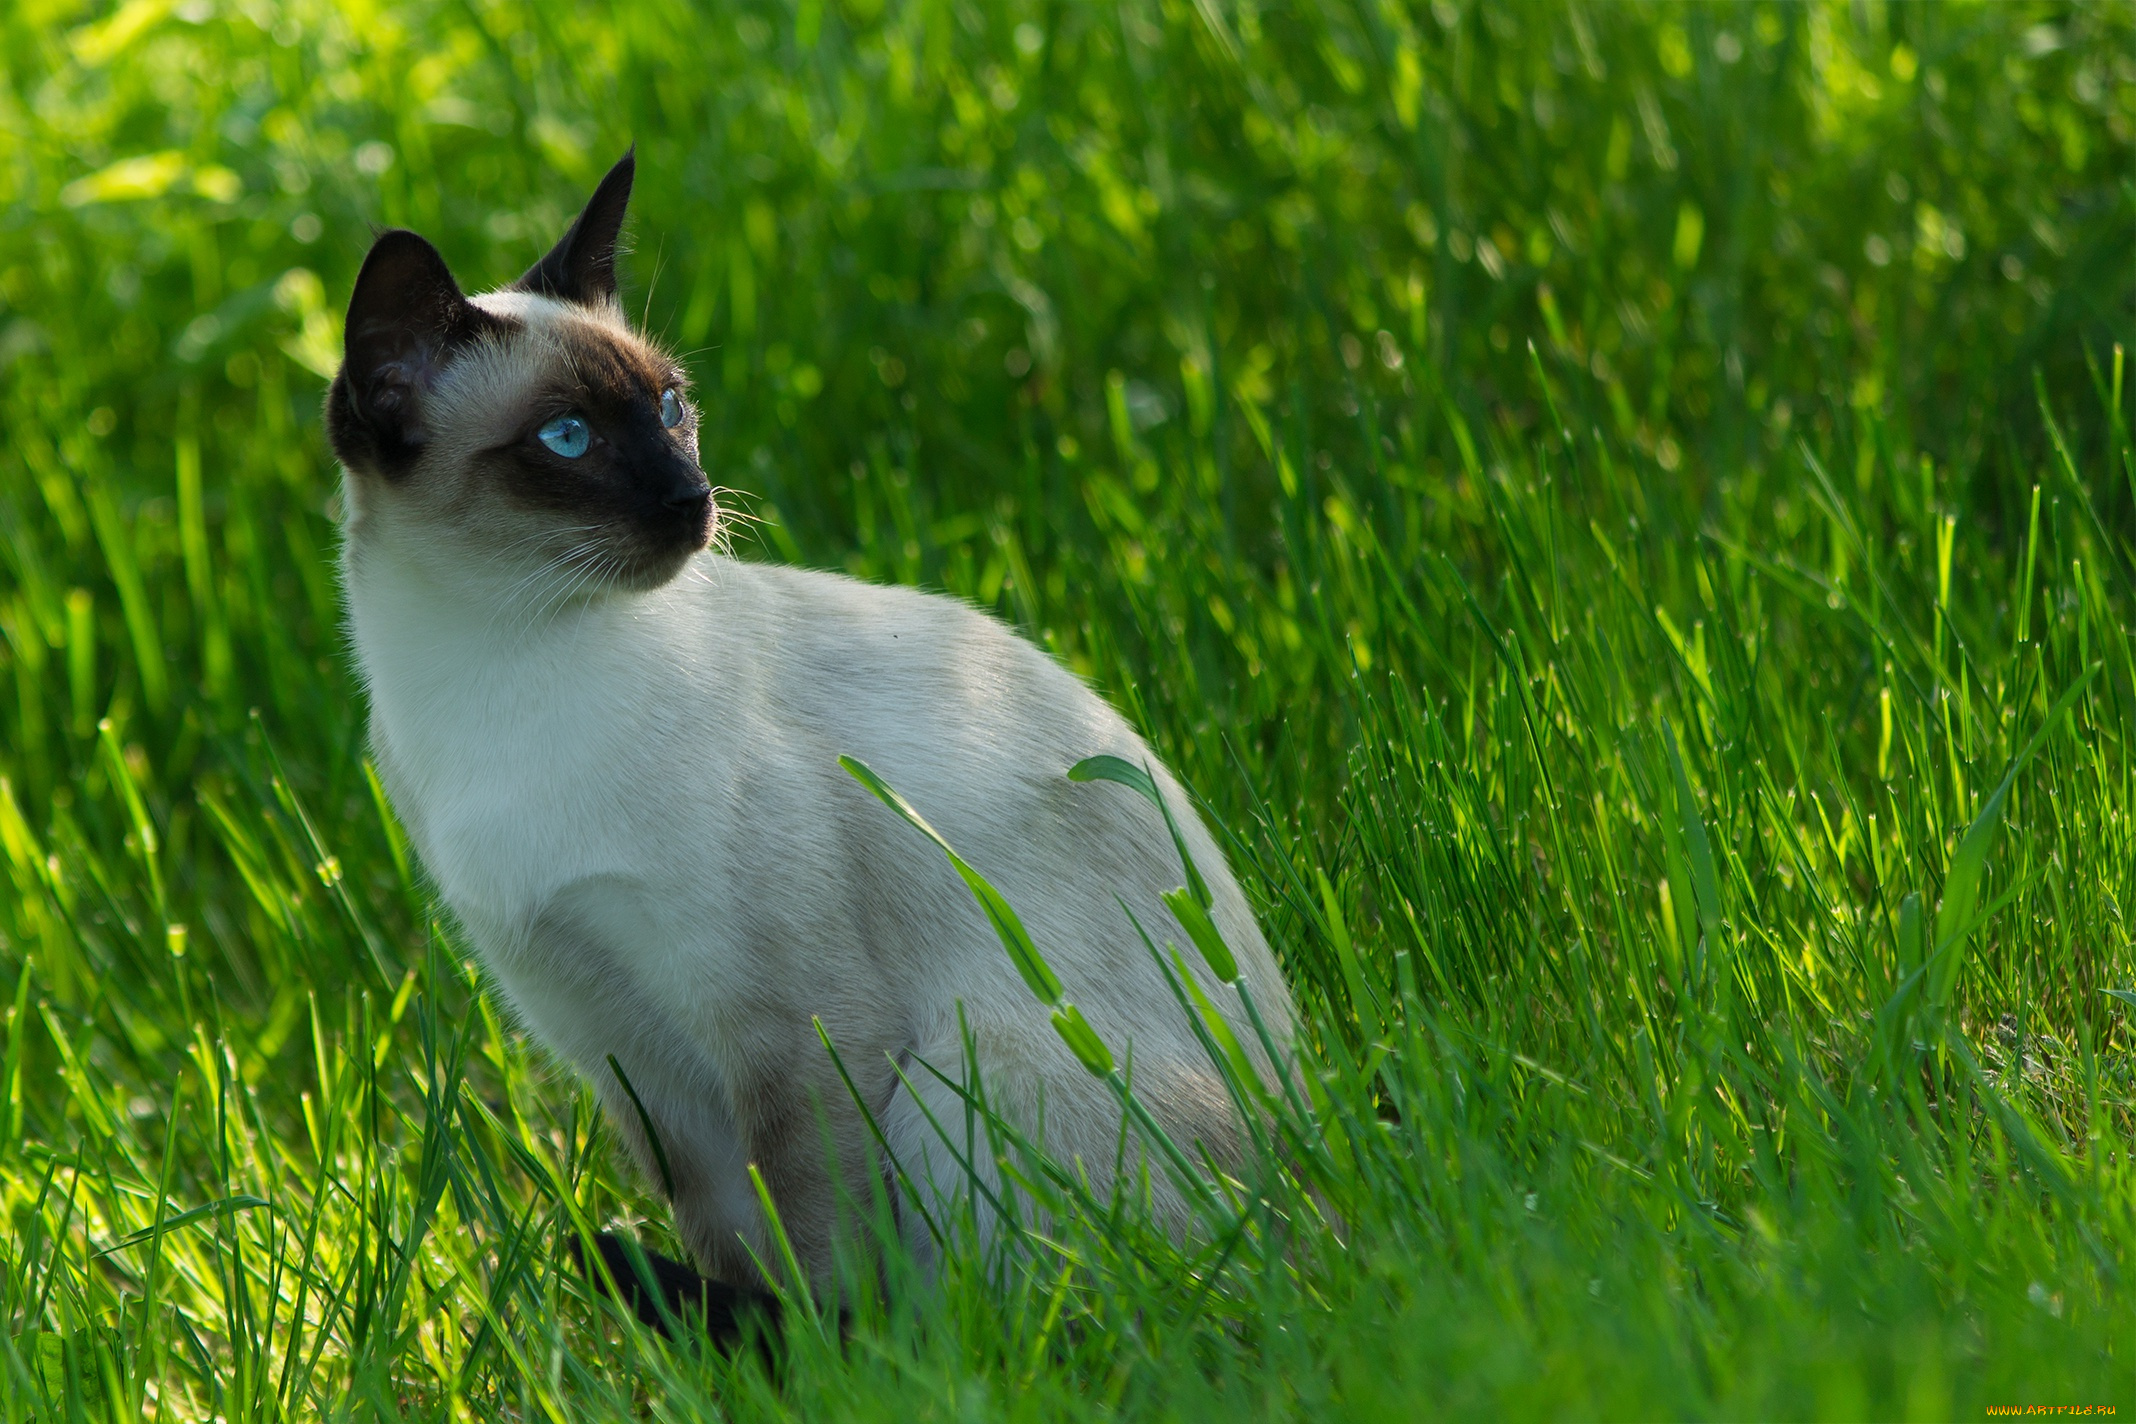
[679,556,1047,657]
[666,555,1099,734]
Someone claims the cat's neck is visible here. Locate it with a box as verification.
[339,512,653,719]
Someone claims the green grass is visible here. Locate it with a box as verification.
[3,0,2134,1417]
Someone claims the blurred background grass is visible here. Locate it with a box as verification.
[2,1,2134,1418]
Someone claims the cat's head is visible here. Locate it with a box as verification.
[327,150,715,598]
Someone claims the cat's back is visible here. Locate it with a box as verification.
[672,555,1283,1024]
[672,554,1186,936]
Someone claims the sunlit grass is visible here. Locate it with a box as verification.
[2,0,2133,1418]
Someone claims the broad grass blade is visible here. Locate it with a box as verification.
[1069,754,1212,908]
[1929,665,2098,1005]
[1662,722,1724,957]
[842,753,1064,1005]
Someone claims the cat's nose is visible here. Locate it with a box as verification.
[664,485,711,515]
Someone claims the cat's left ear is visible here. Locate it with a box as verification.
[515,147,635,306]
[328,229,507,477]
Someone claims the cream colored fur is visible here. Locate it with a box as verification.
[340,288,1295,1286]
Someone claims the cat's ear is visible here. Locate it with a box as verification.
[515,148,635,306]
[328,229,504,474]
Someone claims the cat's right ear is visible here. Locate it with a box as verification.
[327,229,506,477]
[514,148,634,306]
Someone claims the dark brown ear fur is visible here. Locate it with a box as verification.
[327,230,510,478]
[515,148,635,306]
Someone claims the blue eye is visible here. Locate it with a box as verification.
[537,414,591,458]
[659,388,686,429]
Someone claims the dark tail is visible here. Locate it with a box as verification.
[574,1231,779,1343]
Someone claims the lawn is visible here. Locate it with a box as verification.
[2,0,2133,1418]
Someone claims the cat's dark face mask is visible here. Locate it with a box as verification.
[327,150,717,598]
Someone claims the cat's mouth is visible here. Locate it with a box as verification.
[605,497,715,590]
[638,458,716,570]
[662,485,715,555]
[564,464,717,593]
[510,500,713,603]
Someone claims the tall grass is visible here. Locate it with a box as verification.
[2,0,2133,1417]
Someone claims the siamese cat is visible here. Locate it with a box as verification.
[327,150,1296,1334]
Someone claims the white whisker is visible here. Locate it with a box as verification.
[485,537,615,644]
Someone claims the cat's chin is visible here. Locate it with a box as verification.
[610,547,699,593]
[480,526,707,609]
[575,511,713,595]
[601,529,711,593]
